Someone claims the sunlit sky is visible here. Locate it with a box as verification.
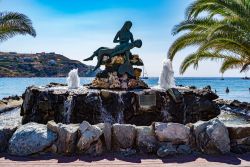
[1,0,248,77]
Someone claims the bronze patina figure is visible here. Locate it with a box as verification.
[83,21,148,89]
[84,39,142,76]
[113,21,134,44]
[84,21,141,76]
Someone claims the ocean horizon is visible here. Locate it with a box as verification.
[0,77,249,102]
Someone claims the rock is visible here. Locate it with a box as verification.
[154,122,190,144]
[8,122,57,156]
[135,126,158,153]
[85,139,104,156]
[77,121,102,153]
[96,123,112,151]
[47,121,79,154]
[21,85,221,125]
[119,148,137,157]
[0,96,23,113]
[230,143,250,154]
[192,88,218,100]
[193,119,230,154]
[157,143,177,157]
[0,126,17,152]
[226,124,250,139]
[177,144,192,154]
[112,124,136,150]
[47,120,59,132]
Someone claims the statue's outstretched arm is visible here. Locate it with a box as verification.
[113,31,120,43]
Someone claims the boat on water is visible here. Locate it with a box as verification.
[141,66,148,79]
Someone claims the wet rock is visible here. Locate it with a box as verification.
[157,143,177,157]
[21,85,221,125]
[8,122,57,156]
[193,119,230,154]
[226,124,250,140]
[112,124,136,150]
[154,122,190,144]
[135,126,158,153]
[191,88,218,101]
[77,121,102,153]
[47,121,79,154]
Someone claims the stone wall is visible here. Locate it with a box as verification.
[1,119,250,156]
[21,85,220,125]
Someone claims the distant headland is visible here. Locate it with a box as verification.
[0,52,98,77]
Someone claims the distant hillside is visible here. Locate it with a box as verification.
[0,52,98,77]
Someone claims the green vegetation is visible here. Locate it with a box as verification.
[0,12,36,42]
[168,0,250,74]
[0,52,97,77]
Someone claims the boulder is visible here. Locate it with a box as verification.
[47,121,79,154]
[135,126,158,153]
[77,121,102,153]
[0,126,17,152]
[112,124,136,150]
[193,119,230,154]
[157,143,177,157]
[154,122,190,144]
[177,144,192,154]
[226,124,250,139]
[8,122,57,156]
[85,139,104,156]
[95,123,112,151]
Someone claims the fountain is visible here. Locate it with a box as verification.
[158,59,175,90]
[67,69,80,89]
[9,21,246,157]
[20,21,220,126]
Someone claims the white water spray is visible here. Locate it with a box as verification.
[64,96,73,124]
[67,69,80,89]
[158,59,175,90]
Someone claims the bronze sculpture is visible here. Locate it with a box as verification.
[83,21,148,89]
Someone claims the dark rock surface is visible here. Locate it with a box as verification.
[135,126,158,153]
[214,99,250,119]
[112,124,136,150]
[21,85,220,125]
[192,119,230,154]
[0,126,17,152]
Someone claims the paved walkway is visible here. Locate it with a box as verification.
[0,153,250,167]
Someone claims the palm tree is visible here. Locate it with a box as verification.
[0,12,36,42]
[168,0,250,74]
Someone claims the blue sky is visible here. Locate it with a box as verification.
[0,0,248,77]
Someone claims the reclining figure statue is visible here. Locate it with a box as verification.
[84,39,142,76]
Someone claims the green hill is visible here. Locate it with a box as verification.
[0,52,97,77]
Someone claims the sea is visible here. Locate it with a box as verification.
[0,77,249,102]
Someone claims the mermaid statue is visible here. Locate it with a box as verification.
[83,21,148,89]
[84,21,141,77]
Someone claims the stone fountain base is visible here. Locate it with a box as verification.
[1,84,250,156]
[21,83,220,125]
